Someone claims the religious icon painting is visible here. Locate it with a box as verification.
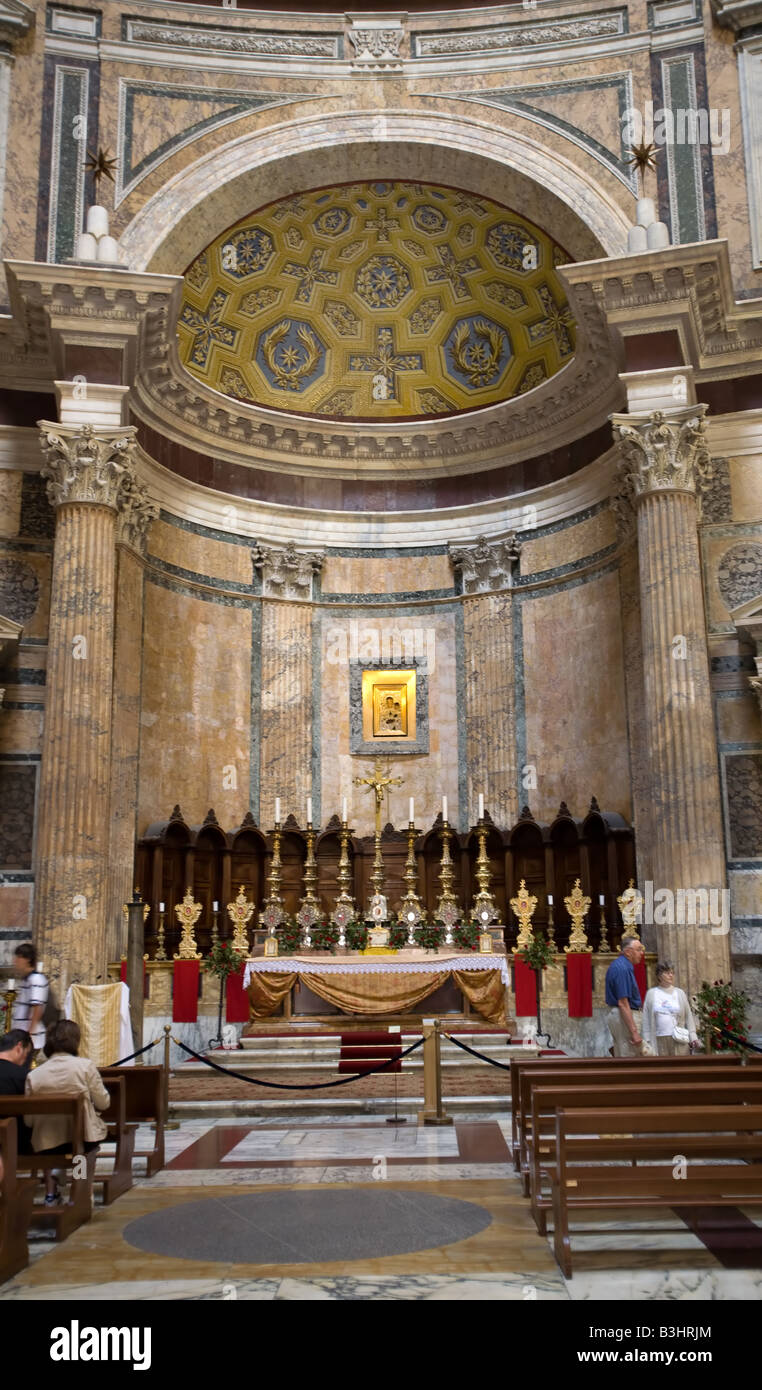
[361,669,416,743]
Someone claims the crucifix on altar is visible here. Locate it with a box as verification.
[353,757,403,927]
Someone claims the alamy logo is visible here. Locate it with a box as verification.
[622,100,730,155]
[50,1322,151,1370]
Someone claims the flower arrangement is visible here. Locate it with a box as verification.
[453,921,479,953]
[310,922,341,954]
[345,921,369,952]
[694,979,750,1053]
[204,939,247,980]
[517,932,556,973]
[276,917,303,956]
[414,921,444,952]
[388,921,408,951]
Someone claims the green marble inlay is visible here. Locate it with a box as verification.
[661,55,705,244]
[51,67,87,264]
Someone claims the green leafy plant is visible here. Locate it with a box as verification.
[310,922,341,954]
[345,921,368,952]
[276,917,302,956]
[414,921,444,952]
[517,932,556,973]
[204,939,247,980]
[694,979,750,1052]
[453,921,479,953]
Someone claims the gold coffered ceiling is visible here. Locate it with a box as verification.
[177,181,575,421]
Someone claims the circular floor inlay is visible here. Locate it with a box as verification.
[123,1190,492,1265]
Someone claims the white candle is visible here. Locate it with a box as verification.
[307,796,312,824]
[7,978,15,992]
[213,901,219,912]
[547,894,553,906]
[275,797,281,824]
[442,795,448,822]
[159,901,165,913]
[478,793,484,820]
[409,797,415,823]
[342,797,347,823]
[599,894,605,906]
[38,961,43,973]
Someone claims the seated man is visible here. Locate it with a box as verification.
[0,1028,34,1153]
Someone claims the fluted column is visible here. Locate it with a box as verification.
[105,477,158,963]
[260,601,314,823]
[32,422,138,992]
[613,406,731,993]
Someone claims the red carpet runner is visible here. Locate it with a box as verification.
[338,1031,402,1074]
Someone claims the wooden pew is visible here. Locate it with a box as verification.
[0,1096,96,1241]
[0,1118,36,1283]
[515,1060,762,1193]
[510,1054,761,1175]
[95,1075,137,1205]
[550,1104,762,1277]
[528,1078,762,1233]
[100,1066,164,1176]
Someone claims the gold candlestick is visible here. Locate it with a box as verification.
[472,820,498,927]
[564,878,593,953]
[436,818,461,941]
[3,986,16,1032]
[297,822,323,941]
[227,885,255,955]
[510,879,538,953]
[599,897,613,953]
[331,820,356,942]
[397,821,426,942]
[174,887,202,960]
[617,878,641,941]
[210,907,220,951]
[260,822,286,934]
[154,908,167,962]
[546,897,556,951]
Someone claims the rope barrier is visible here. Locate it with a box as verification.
[106,1038,162,1068]
[172,1035,425,1090]
[714,1025,762,1056]
[441,1032,515,1071]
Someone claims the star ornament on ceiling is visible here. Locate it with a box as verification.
[85,146,117,188]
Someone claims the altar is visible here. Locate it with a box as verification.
[243,951,510,1024]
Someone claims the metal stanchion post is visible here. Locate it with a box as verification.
[417,1019,452,1126]
[163,1023,180,1130]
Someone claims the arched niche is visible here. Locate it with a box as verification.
[278,824,307,918]
[229,817,268,915]
[507,810,545,948]
[316,819,345,915]
[548,802,583,950]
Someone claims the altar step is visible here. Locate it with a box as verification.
[169,1095,508,1119]
[174,1031,520,1073]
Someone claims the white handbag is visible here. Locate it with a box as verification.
[672,1025,690,1044]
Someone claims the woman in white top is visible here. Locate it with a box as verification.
[642,961,699,1056]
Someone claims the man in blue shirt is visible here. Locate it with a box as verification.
[605,935,646,1055]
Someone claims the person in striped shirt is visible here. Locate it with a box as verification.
[11,943,49,1052]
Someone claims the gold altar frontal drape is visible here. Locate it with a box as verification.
[247,967,506,1024]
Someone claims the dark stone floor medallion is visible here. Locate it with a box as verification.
[123,1189,492,1265]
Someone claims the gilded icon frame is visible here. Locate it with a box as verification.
[362,669,417,744]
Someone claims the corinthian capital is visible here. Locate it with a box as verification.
[612,406,712,500]
[115,470,158,554]
[37,421,138,510]
[252,542,324,599]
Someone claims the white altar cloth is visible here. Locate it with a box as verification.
[243,953,510,988]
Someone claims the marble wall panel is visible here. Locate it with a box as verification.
[148,517,252,586]
[462,592,517,827]
[725,752,762,859]
[717,692,762,744]
[521,569,631,822]
[138,580,252,831]
[730,868,762,919]
[0,472,22,538]
[321,554,452,596]
[0,762,35,867]
[519,509,615,576]
[260,600,312,824]
[0,884,32,935]
[703,25,755,292]
[0,6,45,292]
[0,709,44,754]
[319,607,459,834]
[729,457,762,522]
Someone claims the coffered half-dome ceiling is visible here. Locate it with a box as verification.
[177,181,575,422]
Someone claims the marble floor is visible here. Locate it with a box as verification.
[2,1112,761,1302]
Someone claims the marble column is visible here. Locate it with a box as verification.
[105,477,158,964]
[461,592,517,827]
[613,406,731,993]
[32,421,138,993]
[260,601,314,823]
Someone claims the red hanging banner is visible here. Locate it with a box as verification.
[173,960,200,1023]
[634,958,648,1007]
[226,966,250,1024]
[566,953,593,1017]
[513,957,537,1016]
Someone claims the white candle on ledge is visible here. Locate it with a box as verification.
[442,795,448,823]
[6,978,15,992]
[159,901,165,913]
[342,796,348,823]
[478,793,484,821]
[275,797,281,824]
[307,796,312,824]
[409,797,415,823]
[599,894,605,906]
[547,894,553,906]
[213,901,219,912]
